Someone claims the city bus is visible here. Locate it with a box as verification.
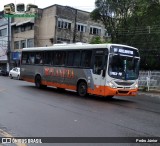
[20,43,140,98]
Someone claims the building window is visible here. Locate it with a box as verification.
[21,26,25,32]
[27,39,34,47]
[90,27,101,35]
[0,28,7,36]
[14,41,19,49]
[21,40,26,48]
[76,23,87,32]
[58,19,71,30]
[27,24,33,30]
[104,30,111,37]
[14,27,19,33]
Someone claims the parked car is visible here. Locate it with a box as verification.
[9,67,20,79]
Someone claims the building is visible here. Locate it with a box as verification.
[11,4,109,66]
[0,11,11,71]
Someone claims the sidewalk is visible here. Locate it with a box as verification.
[138,91,160,98]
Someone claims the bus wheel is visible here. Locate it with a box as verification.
[107,96,114,99]
[35,75,42,88]
[77,81,87,97]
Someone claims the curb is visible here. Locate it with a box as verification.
[138,91,160,98]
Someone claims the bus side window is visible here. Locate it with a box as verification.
[29,53,35,64]
[67,51,80,67]
[54,51,66,66]
[81,50,92,68]
[22,53,28,64]
[93,55,103,75]
[35,52,43,64]
[44,51,52,65]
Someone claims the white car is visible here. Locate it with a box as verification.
[9,67,20,79]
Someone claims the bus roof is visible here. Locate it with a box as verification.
[22,43,138,52]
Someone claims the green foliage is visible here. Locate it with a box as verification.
[91,0,160,70]
[90,36,111,44]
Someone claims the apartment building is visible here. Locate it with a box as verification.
[38,4,109,45]
[0,11,11,70]
[11,4,109,66]
[11,16,36,66]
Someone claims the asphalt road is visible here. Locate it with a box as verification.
[0,76,160,146]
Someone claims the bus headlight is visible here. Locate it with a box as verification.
[109,82,116,88]
[131,83,138,89]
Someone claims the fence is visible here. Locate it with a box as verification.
[138,71,160,91]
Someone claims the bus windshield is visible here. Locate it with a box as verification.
[108,54,140,80]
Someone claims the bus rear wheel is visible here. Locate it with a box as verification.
[35,75,47,89]
[77,81,87,97]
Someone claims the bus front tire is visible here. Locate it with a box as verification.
[107,96,114,99]
[77,81,87,97]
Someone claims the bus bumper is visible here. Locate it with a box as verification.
[88,86,138,97]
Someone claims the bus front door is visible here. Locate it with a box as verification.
[92,55,106,95]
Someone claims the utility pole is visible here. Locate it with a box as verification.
[73,8,77,43]
[7,15,11,71]
[65,6,77,43]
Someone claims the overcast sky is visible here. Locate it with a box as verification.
[1,0,96,12]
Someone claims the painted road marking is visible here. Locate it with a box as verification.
[0,129,27,146]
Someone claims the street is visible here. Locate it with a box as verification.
[0,76,160,146]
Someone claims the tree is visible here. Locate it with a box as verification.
[90,36,111,44]
[91,0,136,43]
[91,0,160,70]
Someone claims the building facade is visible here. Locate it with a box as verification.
[11,4,109,66]
[0,11,11,71]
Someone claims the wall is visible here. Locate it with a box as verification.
[37,6,56,47]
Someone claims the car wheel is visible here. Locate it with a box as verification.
[10,74,13,79]
[17,75,20,80]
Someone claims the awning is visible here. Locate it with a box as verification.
[0,55,7,61]
[11,22,16,26]
[16,19,34,26]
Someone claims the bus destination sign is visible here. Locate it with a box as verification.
[110,45,139,56]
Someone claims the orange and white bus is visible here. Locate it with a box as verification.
[20,43,140,98]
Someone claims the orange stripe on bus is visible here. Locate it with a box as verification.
[42,80,76,91]
[23,77,35,83]
[22,77,138,97]
[22,77,76,91]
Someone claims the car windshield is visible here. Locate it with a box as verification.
[108,54,140,80]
